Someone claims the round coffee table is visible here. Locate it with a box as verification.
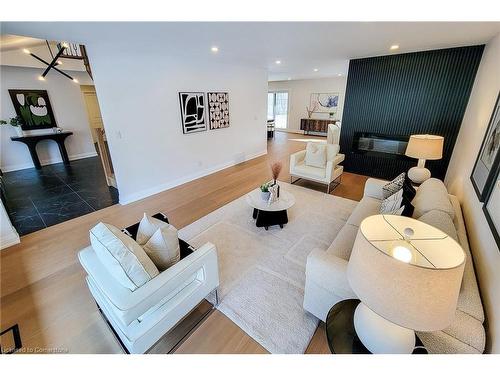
[246,188,295,230]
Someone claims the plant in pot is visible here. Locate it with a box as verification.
[0,116,24,136]
[260,182,271,202]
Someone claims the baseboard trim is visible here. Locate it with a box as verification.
[1,151,98,172]
[0,230,20,250]
[276,128,304,135]
[119,149,268,205]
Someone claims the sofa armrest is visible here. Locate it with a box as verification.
[80,242,219,325]
[290,150,306,170]
[363,178,387,200]
[305,249,356,300]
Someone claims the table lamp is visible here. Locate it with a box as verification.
[405,134,444,184]
[347,214,465,354]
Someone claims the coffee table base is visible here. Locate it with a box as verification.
[252,208,288,230]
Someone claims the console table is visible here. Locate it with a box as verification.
[11,131,73,169]
[300,119,338,135]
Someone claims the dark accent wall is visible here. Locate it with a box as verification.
[340,45,484,180]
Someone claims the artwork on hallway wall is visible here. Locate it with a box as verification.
[208,92,230,130]
[310,92,339,113]
[179,92,207,134]
[471,91,500,201]
[8,89,57,130]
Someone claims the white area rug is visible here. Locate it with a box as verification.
[178,183,357,353]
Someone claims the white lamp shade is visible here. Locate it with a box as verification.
[347,215,465,332]
[405,134,444,160]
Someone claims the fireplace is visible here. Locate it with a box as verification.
[352,132,409,159]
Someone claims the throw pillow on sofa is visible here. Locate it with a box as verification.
[143,225,181,271]
[137,213,170,245]
[382,172,405,199]
[305,142,327,168]
[379,189,404,214]
[412,178,455,219]
[418,210,459,242]
[90,222,159,291]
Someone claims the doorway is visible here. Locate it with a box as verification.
[267,91,289,129]
[80,85,117,188]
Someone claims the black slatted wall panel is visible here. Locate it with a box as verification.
[340,45,484,180]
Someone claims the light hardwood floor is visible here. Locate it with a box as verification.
[0,131,368,354]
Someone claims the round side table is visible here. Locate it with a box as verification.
[325,299,427,354]
[246,188,295,230]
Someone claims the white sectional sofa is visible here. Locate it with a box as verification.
[303,178,486,354]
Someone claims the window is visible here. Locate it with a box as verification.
[267,91,289,129]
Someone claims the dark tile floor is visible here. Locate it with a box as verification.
[2,157,119,236]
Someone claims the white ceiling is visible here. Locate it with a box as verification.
[0,34,45,51]
[2,22,500,81]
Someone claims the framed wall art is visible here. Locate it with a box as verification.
[471,91,500,200]
[8,89,57,130]
[482,158,500,250]
[208,92,229,130]
[310,92,339,114]
[179,92,207,134]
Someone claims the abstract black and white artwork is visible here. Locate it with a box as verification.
[179,92,207,134]
[471,91,500,200]
[208,92,230,130]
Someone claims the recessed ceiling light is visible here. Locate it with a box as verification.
[211,46,219,53]
[337,73,342,76]
[390,45,399,50]
[287,77,291,80]
[38,76,45,81]
[23,48,30,54]
[72,78,79,83]
[313,68,319,72]
[275,60,281,64]
[57,60,63,65]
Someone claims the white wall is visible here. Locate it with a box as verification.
[268,77,347,133]
[0,66,97,171]
[0,200,19,250]
[87,46,268,204]
[445,32,500,353]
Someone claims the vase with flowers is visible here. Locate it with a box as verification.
[270,161,283,198]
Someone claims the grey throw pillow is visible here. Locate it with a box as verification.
[418,210,458,242]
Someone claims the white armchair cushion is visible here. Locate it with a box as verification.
[137,213,170,245]
[143,225,181,271]
[90,223,159,291]
[305,142,327,168]
[326,143,340,161]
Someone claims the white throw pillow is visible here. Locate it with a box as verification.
[136,213,170,245]
[142,225,181,271]
[305,142,327,168]
[379,189,403,214]
[90,222,159,291]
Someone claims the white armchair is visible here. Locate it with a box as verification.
[78,241,219,353]
[290,143,344,193]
